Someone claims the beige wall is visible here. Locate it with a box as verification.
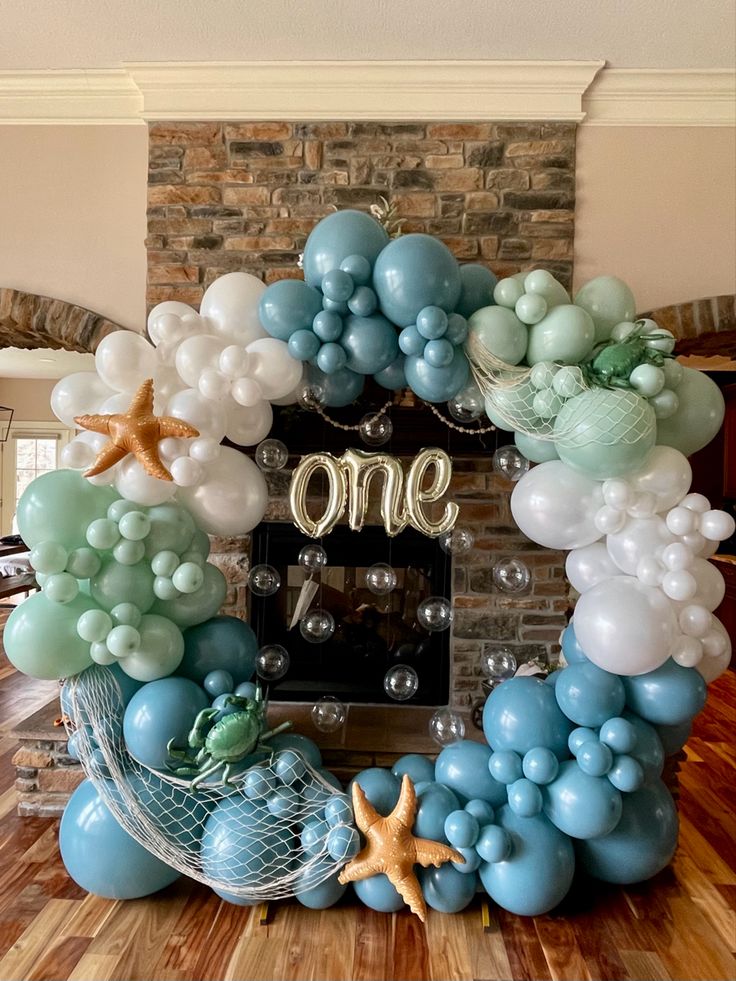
[0,378,58,421]
[575,126,736,312]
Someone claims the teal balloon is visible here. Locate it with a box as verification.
[419,863,477,913]
[150,563,226,628]
[373,354,406,390]
[655,719,692,756]
[561,622,588,663]
[554,662,626,727]
[303,210,389,289]
[542,760,622,839]
[434,740,507,807]
[120,773,211,851]
[353,873,404,913]
[289,329,320,361]
[90,556,156,613]
[269,732,322,768]
[456,264,498,319]
[107,662,144,708]
[574,276,636,343]
[655,367,725,457]
[339,313,399,375]
[467,306,528,365]
[123,676,209,769]
[307,365,364,408]
[514,431,559,463]
[483,677,573,760]
[60,779,179,899]
[259,279,323,340]
[404,347,469,403]
[17,470,117,549]
[392,753,436,786]
[4,592,97,680]
[373,234,461,327]
[348,768,400,817]
[478,806,575,916]
[526,305,595,365]
[295,862,347,909]
[143,504,196,559]
[622,659,707,726]
[622,711,665,781]
[413,782,461,843]
[575,779,678,883]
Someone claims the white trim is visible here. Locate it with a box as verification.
[583,69,736,126]
[0,69,143,124]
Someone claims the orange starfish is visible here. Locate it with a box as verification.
[338,773,464,921]
[75,378,199,481]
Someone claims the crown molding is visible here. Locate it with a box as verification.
[0,62,732,126]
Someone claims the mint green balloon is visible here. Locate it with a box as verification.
[90,556,156,613]
[117,614,184,682]
[574,276,636,344]
[17,470,118,549]
[86,518,120,551]
[525,305,595,366]
[154,576,180,601]
[655,366,725,457]
[485,379,541,433]
[77,608,114,643]
[514,432,560,463]
[172,562,204,595]
[106,625,141,658]
[468,306,528,365]
[108,499,140,522]
[554,389,656,479]
[151,562,227,628]
[190,528,211,558]
[113,539,146,566]
[151,550,179,577]
[4,592,98,679]
[66,547,102,579]
[30,541,68,575]
[111,603,142,628]
[44,572,80,604]
[118,511,151,542]
[143,504,196,559]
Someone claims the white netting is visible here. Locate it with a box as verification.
[64,665,353,901]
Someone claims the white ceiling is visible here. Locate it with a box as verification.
[1,0,734,70]
[0,348,96,379]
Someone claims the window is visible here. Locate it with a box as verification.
[1,424,71,536]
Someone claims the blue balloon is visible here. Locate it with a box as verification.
[489,750,523,785]
[399,324,426,356]
[295,861,347,909]
[464,799,496,825]
[444,810,480,849]
[623,659,707,726]
[622,711,665,781]
[373,234,462,327]
[555,662,626,728]
[522,747,559,785]
[420,863,477,913]
[655,719,692,756]
[392,753,436,786]
[123,676,209,770]
[404,347,470,402]
[107,662,145,708]
[348,768,400,817]
[303,210,389,289]
[507,778,543,817]
[607,754,645,793]
[269,732,322,768]
[204,669,234,698]
[374,355,406,391]
[476,823,511,863]
[575,740,613,777]
[452,847,482,874]
[561,622,588,663]
[348,285,378,317]
[598,716,637,755]
[321,269,354,302]
[353,872,404,913]
[340,253,372,285]
[338,313,399,375]
[575,779,678,883]
[312,310,343,342]
[456,264,498,319]
[424,338,454,368]
[483,677,573,761]
[316,341,348,375]
[413,782,460,843]
[120,773,211,851]
[259,280,323,340]
[288,328,320,361]
[478,806,575,916]
[60,779,180,899]
[179,616,257,686]
[542,760,622,839]
[434,740,507,807]
[307,365,364,407]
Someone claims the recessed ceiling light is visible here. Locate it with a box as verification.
[39,358,55,363]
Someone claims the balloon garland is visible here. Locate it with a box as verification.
[5,206,734,919]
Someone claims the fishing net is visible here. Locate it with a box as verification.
[63,665,353,901]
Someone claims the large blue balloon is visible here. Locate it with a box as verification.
[179,615,257,686]
[118,773,211,851]
[338,313,399,375]
[60,779,180,899]
[404,347,470,402]
[456,264,498,319]
[258,280,323,340]
[419,863,477,913]
[575,779,678,883]
[555,662,626,728]
[295,860,347,909]
[542,760,622,839]
[483,677,573,760]
[269,732,322,768]
[347,768,400,817]
[623,659,707,726]
[434,740,507,807]
[392,753,436,786]
[373,354,406,391]
[413,782,460,843]
[353,873,404,913]
[123,676,209,769]
[560,622,588,663]
[373,234,462,327]
[307,365,365,407]
[302,210,389,289]
[478,806,575,916]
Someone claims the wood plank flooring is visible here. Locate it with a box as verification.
[0,605,734,980]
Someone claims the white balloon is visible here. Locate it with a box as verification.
[246,338,304,401]
[565,542,622,593]
[680,493,710,513]
[200,272,268,344]
[270,366,306,406]
[159,437,186,461]
[606,515,675,576]
[189,437,221,463]
[510,461,604,550]
[602,478,632,510]
[661,542,694,572]
[701,621,730,659]
[98,392,135,415]
[175,335,227,388]
[696,618,731,683]
[698,537,720,558]
[628,446,692,512]
[219,346,251,378]
[176,447,268,535]
[574,578,678,675]
[167,389,227,442]
[153,365,185,403]
[114,457,177,507]
[170,456,204,487]
[661,569,697,602]
[198,369,231,401]
[225,400,274,447]
[231,377,263,407]
[61,431,108,469]
[627,491,657,519]
[51,371,115,428]
[147,300,196,338]
[679,604,712,638]
[666,506,698,536]
[699,509,736,542]
[687,558,726,611]
[594,505,626,535]
[95,331,157,393]
[670,634,703,668]
[636,555,664,587]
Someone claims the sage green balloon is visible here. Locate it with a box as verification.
[525,305,595,366]
[515,431,560,463]
[4,592,98,679]
[143,504,196,559]
[90,556,156,613]
[150,562,227,628]
[574,276,636,344]
[17,470,118,549]
[655,367,725,457]
[484,379,541,433]
[467,306,528,365]
[554,389,656,479]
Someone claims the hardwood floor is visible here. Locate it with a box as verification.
[0,607,734,980]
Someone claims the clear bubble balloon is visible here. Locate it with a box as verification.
[439,527,474,555]
[365,563,398,595]
[298,544,328,573]
[447,381,485,422]
[417,596,453,632]
[383,664,419,701]
[359,412,393,447]
[492,557,531,593]
[300,609,336,643]
[492,446,530,482]
[248,564,281,597]
[311,695,347,733]
[429,707,466,746]
[255,439,289,472]
[297,382,326,411]
[255,644,290,681]
[481,647,518,680]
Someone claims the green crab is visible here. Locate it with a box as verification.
[167,687,292,789]
[585,320,674,389]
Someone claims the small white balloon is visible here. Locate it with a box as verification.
[198,368,231,401]
[231,377,263,407]
[688,558,726,611]
[661,542,694,572]
[701,624,729,659]
[662,569,697,602]
[219,346,251,378]
[170,456,204,487]
[636,555,665,587]
[606,515,675,576]
[594,505,627,535]
[699,509,736,542]
[114,457,177,507]
[602,479,632,511]
[175,335,227,388]
[699,537,720,559]
[678,604,712,638]
[696,618,731,682]
[246,337,304,401]
[149,313,184,346]
[680,493,710,513]
[147,300,196,340]
[189,437,222,463]
[666,506,698,536]
[670,635,703,668]
[159,437,185,460]
[61,431,107,469]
